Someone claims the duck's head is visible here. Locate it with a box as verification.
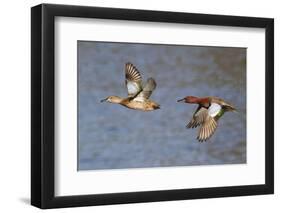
[177,96,198,104]
[177,96,211,108]
[100,96,122,104]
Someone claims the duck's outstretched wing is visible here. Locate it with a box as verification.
[186,105,218,142]
[125,63,142,98]
[197,115,217,142]
[186,106,206,128]
[134,78,156,102]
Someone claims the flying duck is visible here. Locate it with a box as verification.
[177,96,236,142]
[101,63,160,111]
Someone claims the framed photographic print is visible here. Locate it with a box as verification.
[31,3,274,209]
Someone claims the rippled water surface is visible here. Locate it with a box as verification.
[78,41,246,170]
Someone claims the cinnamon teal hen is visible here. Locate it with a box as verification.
[101,63,160,111]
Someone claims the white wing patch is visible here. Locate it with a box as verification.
[127,81,140,96]
[208,103,221,117]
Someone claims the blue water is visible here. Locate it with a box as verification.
[78,41,246,170]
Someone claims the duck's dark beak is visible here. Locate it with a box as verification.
[177,98,185,102]
[100,98,107,103]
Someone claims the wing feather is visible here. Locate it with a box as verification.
[197,115,218,142]
[134,78,156,102]
[186,104,219,142]
[125,63,142,98]
[186,107,207,128]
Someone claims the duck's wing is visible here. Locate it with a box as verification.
[125,63,143,98]
[133,78,156,102]
[197,103,220,142]
[186,106,207,128]
[197,115,217,142]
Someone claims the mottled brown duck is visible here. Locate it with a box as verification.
[101,63,160,111]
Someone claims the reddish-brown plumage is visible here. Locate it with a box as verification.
[178,96,210,108]
[177,96,235,111]
[177,95,236,142]
[178,96,208,104]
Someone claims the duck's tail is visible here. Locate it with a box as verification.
[225,105,237,112]
[153,104,160,110]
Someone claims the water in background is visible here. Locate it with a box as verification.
[78,41,246,170]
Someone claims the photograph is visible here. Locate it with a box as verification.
[78,41,246,170]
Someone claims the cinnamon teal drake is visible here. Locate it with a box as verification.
[101,63,160,111]
[177,96,236,142]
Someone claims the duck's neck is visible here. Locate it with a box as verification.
[109,96,124,104]
[196,97,210,108]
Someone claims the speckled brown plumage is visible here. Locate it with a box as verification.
[101,62,160,111]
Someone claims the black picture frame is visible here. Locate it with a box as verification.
[31,3,274,209]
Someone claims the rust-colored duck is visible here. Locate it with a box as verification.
[177,96,236,142]
[101,63,160,111]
